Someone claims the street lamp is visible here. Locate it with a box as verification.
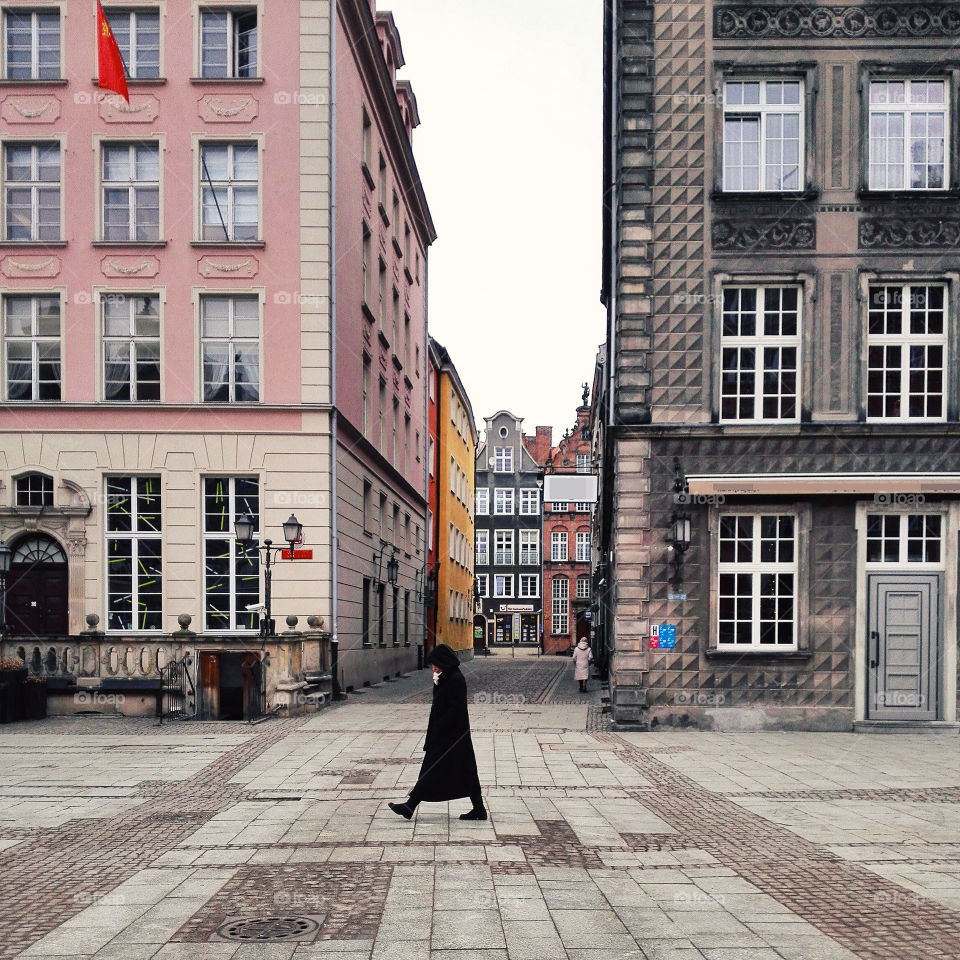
[234,514,303,637]
[0,541,10,637]
[665,511,692,588]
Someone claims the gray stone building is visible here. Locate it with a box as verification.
[593,0,960,731]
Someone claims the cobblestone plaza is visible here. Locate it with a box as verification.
[2,657,960,959]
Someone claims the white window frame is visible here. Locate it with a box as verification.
[722,78,804,193]
[494,446,513,472]
[720,285,801,423]
[575,502,591,513]
[476,573,488,598]
[475,529,489,566]
[576,531,591,563]
[106,6,161,79]
[199,293,260,403]
[2,140,61,242]
[105,475,163,632]
[101,142,161,242]
[494,574,513,598]
[519,530,539,566]
[553,502,569,513]
[494,488,515,515]
[494,529,514,566]
[576,454,591,474]
[576,576,591,599]
[475,487,489,515]
[519,488,539,515]
[866,283,947,422]
[449,523,455,561]
[202,476,260,632]
[2,292,61,401]
[519,574,539,599]
[551,531,568,562]
[199,6,259,79]
[717,512,798,650]
[198,140,259,242]
[865,513,945,568]
[102,292,161,402]
[869,78,949,191]
[3,8,60,80]
[551,577,569,635]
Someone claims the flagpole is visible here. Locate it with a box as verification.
[201,154,231,242]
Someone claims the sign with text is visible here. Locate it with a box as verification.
[512,614,521,641]
[543,474,598,504]
[281,549,313,560]
[649,624,677,649]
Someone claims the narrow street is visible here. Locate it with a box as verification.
[1,655,959,959]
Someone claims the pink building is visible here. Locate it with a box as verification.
[0,0,432,714]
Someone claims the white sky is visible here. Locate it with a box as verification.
[382,0,605,441]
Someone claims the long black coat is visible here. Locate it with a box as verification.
[409,659,481,803]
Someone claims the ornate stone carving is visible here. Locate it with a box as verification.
[0,95,60,123]
[197,255,258,279]
[197,95,258,123]
[712,218,816,251]
[715,5,960,40]
[859,217,960,248]
[1,256,60,279]
[98,94,159,123]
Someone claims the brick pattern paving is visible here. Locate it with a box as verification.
[0,718,305,960]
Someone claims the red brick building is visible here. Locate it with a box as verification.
[542,395,594,655]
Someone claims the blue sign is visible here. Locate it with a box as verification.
[658,624,676,648]
[584,611,593,622]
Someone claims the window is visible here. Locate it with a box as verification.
[3,9,59,80]
[362,354,371,436]
[201,295,259,402]
[494,488,515,515]
[415,523,421,556]
[576,454,591,474]
[392,191,399,241]
[576,532,591,563]
[475,529,489,566]
[378,152,387,209]
[866,514,942,564]
[449,523,455,561]
[721,286,800,421]
[3,142,60,241]
[379,493,387,540]
[867,285,946,420]
[200,142,258,241]
[3,294,60,400]
[103,294,160,401]
[494,529,514,566]
[378,258,386,331]
[362,480,372,533]
[576,575,591,599]
[15,473,52,507]
[869,80,948,191]
[520,530,539,565]
[476,488,489,515]
[519,574,539,599]
[718,514,796,648]
[551,531,568,562]
[361,222,371,306]
[494,574,513,598]
[553,502,568,513]
[404,590,410,645]
[403,314,410,372]
[200,8,257,78]
[377,580,385,646]
[494,446,513,472]
[404,221,410,263]
[552,578,569,635]
[378,377,385,451]
[576,502,591,513]
[519,489,539,515]
[450,456,456,494]
[362,578,372,646]
[476,573,488,597]
[392,586,399,645]
[101,143,160,242]
[723,79,803,192]
[203,477,260,631]
[361,106,372,170]
[428,366,435,401]
[428,436,435,477]
[106,476,162,631]
[107,7,160,79]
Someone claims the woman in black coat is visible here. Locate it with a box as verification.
[388,644,486,820]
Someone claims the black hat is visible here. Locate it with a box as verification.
[427,644,461,672]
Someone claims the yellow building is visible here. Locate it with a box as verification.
[430,338,477,657]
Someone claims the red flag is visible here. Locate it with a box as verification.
[96,1,129,102]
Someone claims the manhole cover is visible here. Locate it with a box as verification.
[216,916,321,942]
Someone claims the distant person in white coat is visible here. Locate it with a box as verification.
[572,638,593,692]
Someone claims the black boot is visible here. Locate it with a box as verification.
[388,801,415,820]
[459,807,487,820]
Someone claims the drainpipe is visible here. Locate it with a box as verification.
[329,0,341,700]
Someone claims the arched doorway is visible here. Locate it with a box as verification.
[6,534,69,636]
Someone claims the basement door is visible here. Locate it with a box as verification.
[867,574,939,721]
